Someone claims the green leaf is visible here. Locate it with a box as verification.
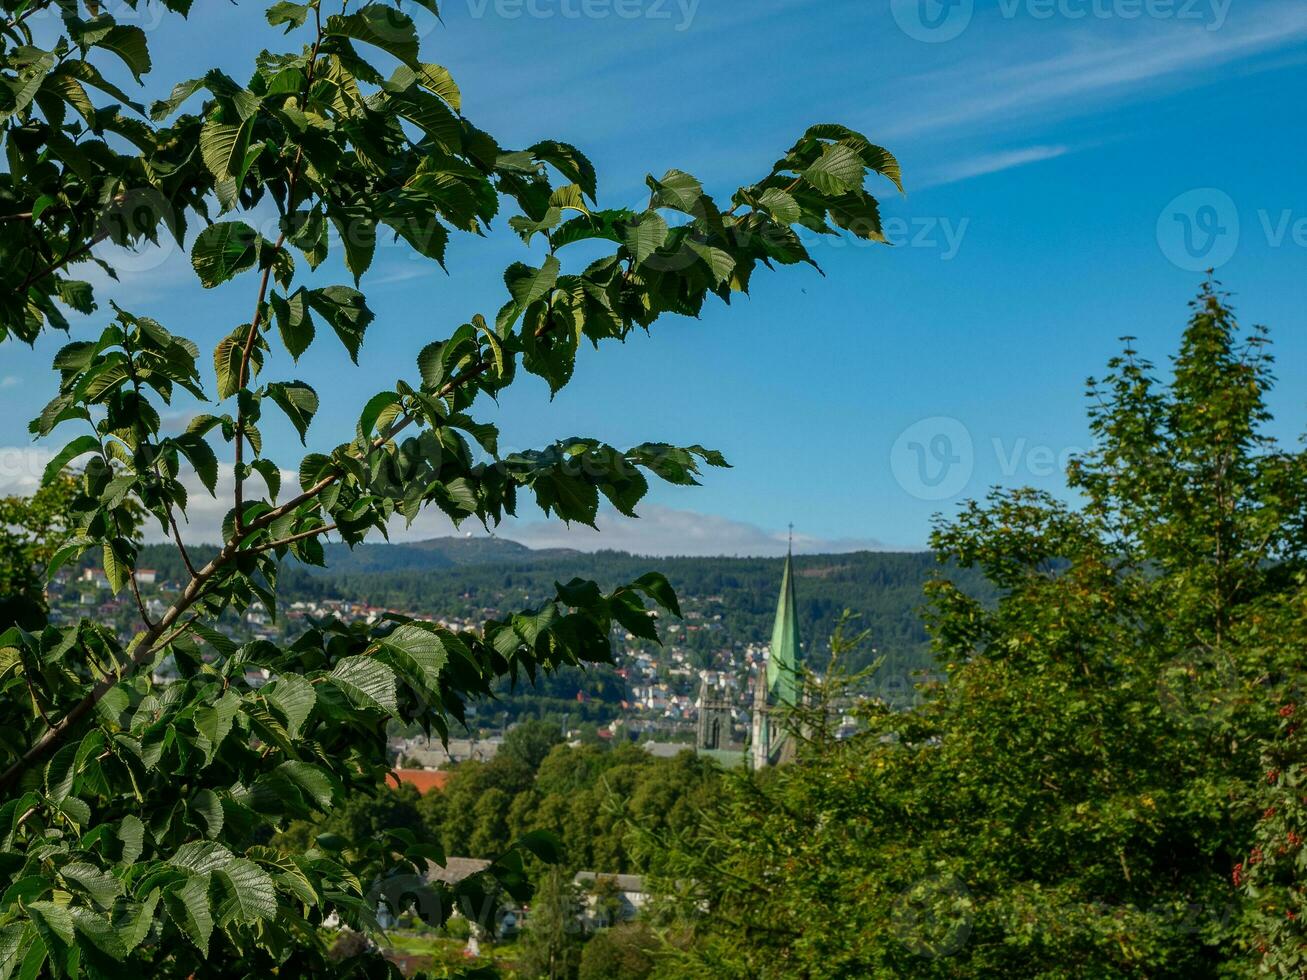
[190,789,224,838]
[377,624,448,693]
[45,743,78,803]
[531,141,597,201]
[25,902,73,951]
[60,864,121,909]
[149,76,205,120]
[648,169,704,213]
[118,891,160,954]
[70,907,126,961]
[759,188,802,224]
[505,256,560,308]
[165,874,212,956]
[514,829,564,865]
[271,290,315,361]
[358,391,402,442]
[195,691,241,762]
[624,213,668,265]
[263,674,316,738]
[803,143,865,196]
[276,761,337,811]
[101,540,129,595]
[199,117,253,182]
[266,1,310,30]
[306,286,373,362]
[118,815,144,866]
[415,63,460,110]
[192,222,260,289]
[327,9,421,66]
[175,433,219,496]
[213,859,276,926]
[266,381,319,444]
[686,241,735,285]
[93,26,151,82]
[329,657,399,715]
[42,435,100,485]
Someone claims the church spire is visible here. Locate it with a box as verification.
[766,545,801,708]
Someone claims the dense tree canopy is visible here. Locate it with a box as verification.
[0,0,900,975]
[645,285,1307,978]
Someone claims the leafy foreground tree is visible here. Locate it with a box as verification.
[0,1,902,976]
[644,284,1307,978]
[0,474,79,629]
[516,866,582,980]
[1237,695,1307,973]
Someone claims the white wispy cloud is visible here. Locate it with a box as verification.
[919,144,1071,188]
[0,376,20,389]
[887,1,1307,140]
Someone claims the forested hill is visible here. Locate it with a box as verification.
[131,539,995,676]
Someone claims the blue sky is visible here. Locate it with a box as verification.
[3,0,1307,555]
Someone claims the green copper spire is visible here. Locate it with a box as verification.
[767,547,801,707]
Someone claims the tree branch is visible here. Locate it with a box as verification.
[233,9,323,535]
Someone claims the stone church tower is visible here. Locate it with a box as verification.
[695,675,732,751]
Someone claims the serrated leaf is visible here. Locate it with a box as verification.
[266,381,319,444]
[165,874,212,956]
[276,761,337,811]
[505,256,560,308]
[624,213,668,265]
[377,624,448,695]
[42,435,100,485]
[118,815,144,866]
[70,907,126,961]
[195,691,241,762]
[272,290,315,361]
[93,25,151,82]
[758,188,801,224]
[26,901,73,951]
[190,789,224,838]
[686,241,735,285]
[60,864,121,909]
[327,8,420,66]
[263,674,316,738]
[803,143,865,196]
[213,859,276,926]
[101,541,129,595]
[192,222,259,289]
[199,118,252,183]
[329,657,398,715]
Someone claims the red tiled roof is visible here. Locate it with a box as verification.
[390,769,451,794]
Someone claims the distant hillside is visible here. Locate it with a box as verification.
[122,538,995,679]
[273,546,996,677]
[314,537,581,573]
[129,536,577,579]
